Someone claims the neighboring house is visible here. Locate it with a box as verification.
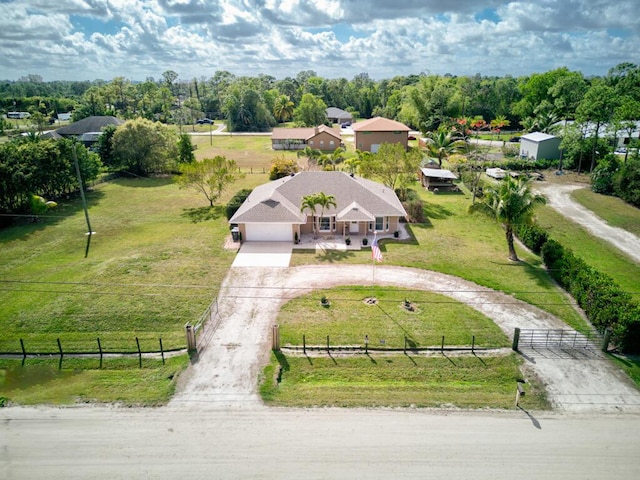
[326,107,353,125]
[352,117,410,153]
[229,171,407,242]
[55,115,124,147]
[556,120,640,150]
[419,167,458,191]
[57,112,72,122]
[6,112,30,119]
[271,125,342,151]
[519,132,561,160]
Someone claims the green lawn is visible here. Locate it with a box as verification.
[291,188,587,331]
[260,352,548,410]
[278,286,510,349]
[535,204,640,295]
[571,188,640,237]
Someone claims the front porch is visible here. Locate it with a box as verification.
[292,223,411,252]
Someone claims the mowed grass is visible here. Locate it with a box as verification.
[290,189,588,331]
[260,352,549,410]
[0,355,188,406]
[0,174,266,354]
[278,286,510,349]
[535,204,640,295]
[571,187,640,237]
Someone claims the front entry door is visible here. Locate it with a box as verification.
[349,221,359,234]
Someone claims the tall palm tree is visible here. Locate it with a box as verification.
[320,147,346,171]
[424,130,466,167]
[468,176,546,262]
[296,146,322,170]
[314,192,337,235]
[300,192,337,239]
[300,194,320,238]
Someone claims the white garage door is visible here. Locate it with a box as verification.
[371,144,380,153]
[245,223,292,242]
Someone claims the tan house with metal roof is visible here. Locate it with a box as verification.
[352,117,410,153]
[229,171,407,242]
[271,125,342,151]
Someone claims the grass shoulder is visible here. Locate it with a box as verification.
[571,188,640,237]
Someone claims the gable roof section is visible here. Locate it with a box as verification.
[420,168,457,179]
[352,117,410,132]
[230,183,306,223]
[56,116,123,136]
[271,125,341,141]
[326,107,352,120]
[230,171,406,224]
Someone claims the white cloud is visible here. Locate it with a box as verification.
[0,0,637,81]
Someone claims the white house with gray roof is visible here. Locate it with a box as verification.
[229,171,407,242]
[519,132,561,160]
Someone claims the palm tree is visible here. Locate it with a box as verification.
[490,115,510,143]
[468,176,546,262]
[296,146,322,170]
[424,130,466,167]
[273,94,294,123]
[300,194,319,238]
[300,192,337,239]
[314,192,337,235]
[320,147,346,171]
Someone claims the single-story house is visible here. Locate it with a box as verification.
[326,107,353,125]
[229,171,407,242]
[352,117,410,153]
[419,167,458,191]
[57,112,72,122]
[519,132,561,160]
[271,125,342,151]
[55,115,124,143]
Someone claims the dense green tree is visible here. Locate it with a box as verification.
[177,133,195,164]
[111,118,178,175]
[576,83,619,172]
[469,176,546,261]
[273,94,295,123]
[293,93,327,127]
[359,143,421,197]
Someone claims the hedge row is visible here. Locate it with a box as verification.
[515,224,640,352]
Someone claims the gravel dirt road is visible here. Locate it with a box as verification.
[2,406,640,480]
[536,183,640,264]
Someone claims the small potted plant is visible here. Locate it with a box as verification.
[394,230,400,238]
[345,237,351,246]
[362,237,368,246]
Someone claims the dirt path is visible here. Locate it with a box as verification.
[170,265,640,412]
[536,183,640,264]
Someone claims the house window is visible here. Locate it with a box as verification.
[309,140,314,146]
[320,216,331,231]
[330,140,335,148]
[375,216,384,231]
[386,217,390,230]
[320,140,324,147]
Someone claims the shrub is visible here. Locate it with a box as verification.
[225,188,253,220]
[514,223,548,254]
[402,199,425,223]
[269,156,299,180]
[591,154,620,195]
[613,154,640,208]
[541,239,640,352]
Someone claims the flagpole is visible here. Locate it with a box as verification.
[372,232,376,287]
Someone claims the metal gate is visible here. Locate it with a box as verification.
[186,297,221,353]
[513,328,604,351]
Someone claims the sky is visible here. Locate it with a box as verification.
[1,0,639,82]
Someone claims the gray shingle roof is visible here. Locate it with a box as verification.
[230,172,406,224]
[56,116,123,136]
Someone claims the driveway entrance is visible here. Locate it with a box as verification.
[231,242,293,267]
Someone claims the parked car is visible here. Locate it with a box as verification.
[340,122,351,128]
[509,136,520,142]
[196,118,214,124]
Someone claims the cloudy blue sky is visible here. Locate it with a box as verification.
[1,0,639,82]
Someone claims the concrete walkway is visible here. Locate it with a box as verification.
[231,242,293,267]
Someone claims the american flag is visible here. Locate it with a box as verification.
[371,235,383,262]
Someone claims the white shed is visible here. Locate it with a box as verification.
[519,132,561,161]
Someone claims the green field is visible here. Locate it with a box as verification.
[571,187,640,237]
[260,352,548,409]
[278,286,510,349]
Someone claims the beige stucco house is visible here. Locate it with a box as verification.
[271,125,342,151]
[352,117,410,153]
[229,171,407,242]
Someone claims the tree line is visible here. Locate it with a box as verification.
[2,64,639,136]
